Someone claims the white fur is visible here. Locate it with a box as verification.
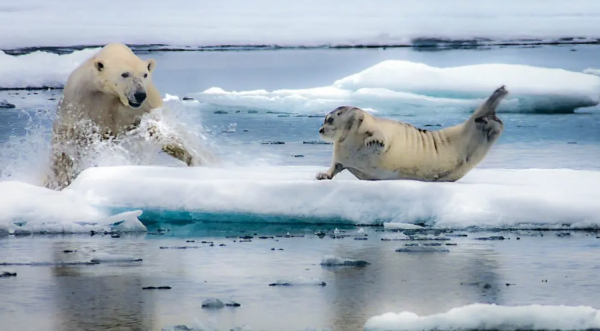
[45,43,205,190]
[317,86,508,182]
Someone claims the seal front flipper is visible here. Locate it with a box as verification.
[363,129,388,153]
[316,163,344,180]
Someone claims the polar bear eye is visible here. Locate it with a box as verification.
[143,73,148,78]
[121,72,130,78]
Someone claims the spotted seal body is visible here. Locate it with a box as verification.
[316,86,508,182]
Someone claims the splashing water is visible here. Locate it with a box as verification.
[0,98,215,187]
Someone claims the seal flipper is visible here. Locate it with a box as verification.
[470,85,508,121]
[316,162,344,180]
[470,86,508,141]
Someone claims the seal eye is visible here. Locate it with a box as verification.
[121,72,130,78]
[327,117,334,124]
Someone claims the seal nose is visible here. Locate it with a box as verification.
[134,92,147,104]
[319,128,325,134]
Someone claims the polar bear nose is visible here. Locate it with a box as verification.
[134,92,147,103]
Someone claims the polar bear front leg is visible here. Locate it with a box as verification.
[146,123,201,166]
[162,144,196,166]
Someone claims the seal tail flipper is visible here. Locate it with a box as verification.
[469,85,509,121]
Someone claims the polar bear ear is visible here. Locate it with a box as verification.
[146,59,156,73]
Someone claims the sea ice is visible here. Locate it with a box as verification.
[197,61,600,114]
[0,180,147,234]
[364,303,600,331]
[0,48,98,89]
[66,165,600,230]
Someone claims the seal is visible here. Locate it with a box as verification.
[316,85,508,182]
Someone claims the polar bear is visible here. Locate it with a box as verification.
[45,43,206,190]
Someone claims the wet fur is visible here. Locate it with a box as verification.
[45,43,201,190]
[316,86,508,182]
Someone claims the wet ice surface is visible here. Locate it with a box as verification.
[1,227,600,331]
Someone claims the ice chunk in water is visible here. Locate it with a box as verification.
[201,298,241,309]
[269,276,326,286]
[381,233,411,241]
[0,99,15,109]
[364,303,600,331]
[395,245,450,253]
[0,270,17,278]
[90,254,142,263]
[201,298,224,309]
[320,255,369,267]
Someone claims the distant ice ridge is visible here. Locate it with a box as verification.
[2,0,600,49]
[66,165,600,229]
[364,303,600,331]
[0,181,146,234]
[0,48,98,89]
[198,61,600,114]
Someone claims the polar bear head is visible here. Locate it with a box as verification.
[91,43,157,109]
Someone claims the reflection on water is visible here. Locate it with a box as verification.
[1,228,600,331]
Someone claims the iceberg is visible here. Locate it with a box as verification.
[64,165,600,230]
[364,303,600,331]
[197,61,600,114]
